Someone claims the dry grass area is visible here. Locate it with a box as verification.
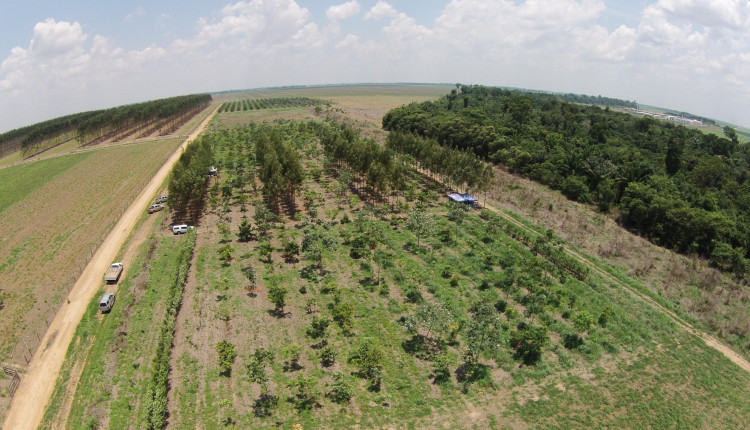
[486,166,750,356]
[212,84,451,125]
[0,138,182,373]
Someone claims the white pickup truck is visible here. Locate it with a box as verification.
[104,263,123,283]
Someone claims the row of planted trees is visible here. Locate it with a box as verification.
[168,135,214,220]
[1,94,212,158]
[77,94,212,145]
[218,97,329,113]
[385,130,494,198]
[320,124,409,205]
[255,128,304,211]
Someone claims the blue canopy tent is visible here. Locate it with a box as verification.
[447,193,479,207]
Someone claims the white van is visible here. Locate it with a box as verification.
[99,293,115,313]
[172,224,189,234]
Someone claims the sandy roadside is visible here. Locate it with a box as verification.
[2,104,219,430]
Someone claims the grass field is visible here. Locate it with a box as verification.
[0,153,90,213]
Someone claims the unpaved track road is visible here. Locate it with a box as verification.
[2,104,219,430]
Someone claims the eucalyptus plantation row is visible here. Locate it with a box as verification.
[255,129,304,210]
[320,124,410,204]
[386,131,494,197]
[167,135,214,218]
[0,93,211,158]
[77,94,212,145]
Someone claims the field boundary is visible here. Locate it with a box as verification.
[482,196,750,373]
[414,165,750,373]
[1,104,219,430]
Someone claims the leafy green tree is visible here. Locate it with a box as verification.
[306,316,330,339]
[247,348,274,388]
[320,344,337,366]
[406,208,435,247]
[288,375,320,410]
[464,302,503,366]
[573,311,595,334]
[406,300,453,342]
[327,372,354,403]
[257,241,273,264]
[267,282,288,314]
[510,323,548,364]
[332,300,354,334]
[349,339,385,385]
[217,244,234,265]
[216,340,237,376]
[241,265,256,286]
[253,204,275,238]
[282,240,300,263]
[281,343,303,370]
[237,218,254,242]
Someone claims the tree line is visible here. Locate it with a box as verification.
[0,93,211,158]
[168,134,214,219]
[385,131,493,197]
[383,85,749,276]
[255,128,304,210]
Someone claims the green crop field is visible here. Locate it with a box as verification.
[0,153,90,213]
[43,115,749,429]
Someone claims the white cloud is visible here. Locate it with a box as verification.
[175,0,320,50]
[326,1,361,21]
[124,6,145,22]
[335,33,359,49]
[30,19,88,57]
[365,1,398,20]
[2,0,750,131]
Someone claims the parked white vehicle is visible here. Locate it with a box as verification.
[99,293,115,313]
[104,263,123,283]
[172,224,192,234]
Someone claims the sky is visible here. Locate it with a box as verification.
[1,0,749,133]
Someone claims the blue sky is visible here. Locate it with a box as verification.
[1,0,749,132]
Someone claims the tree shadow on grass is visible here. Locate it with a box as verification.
[402,334,444,360]
[253,393,278,418]
[563,333,584,350]
[455,362,494,392]
[267,308,291,319]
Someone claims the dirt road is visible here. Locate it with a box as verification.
[2,104,220,430]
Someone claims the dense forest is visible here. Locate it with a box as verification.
[383,85,749,276]
[0,94,211,158]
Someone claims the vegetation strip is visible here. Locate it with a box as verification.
[0,94,211,158]
[144,231,196,429]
